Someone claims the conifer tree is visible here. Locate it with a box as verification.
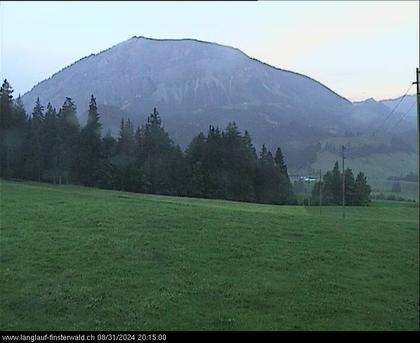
[0,79,14,129]
[274,146,293,202]
[312,166,371,206]
[73,95,103,186]
[114,118,137,191]
[331,161,342,204]
[255,145,285,204]
[185,132,207,197]
[23,98,45,180]
[42,103,59,182]
[117,118,135,157]
[344,168,356,205]
[13,95,28,127]
[57,97,80,183]
[223,122,252,200]
[98,130,118,189]
[8,95,28,178]
[274,147,288,176]
[0,81,300,206]
[354,172,371,206]
[0,82,29,178]
[137,108,178,194]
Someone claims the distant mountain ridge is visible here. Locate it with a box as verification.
[20,36,415,172]
[379,94,417,117]
[26,36,351,106]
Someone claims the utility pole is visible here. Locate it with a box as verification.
[342,145,345,219]
[415,68,419,207]
[319,169,322,215]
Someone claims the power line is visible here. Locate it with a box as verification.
[381,83,413,123]
[384,100,417,133]
[371,83,413,136]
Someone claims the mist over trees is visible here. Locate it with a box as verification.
[0,79,298,205]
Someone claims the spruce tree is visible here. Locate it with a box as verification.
[274,147,287,176]
[255,145,284,204]
[0,79,14,129]
[117,118,135,157]
[87,95,101,132]
[311,181,321,205]
[42,103,59,182]
[185,132,207,197]
[73,95,103,186]
[354,172,371,206]
[114,118,137,191]
[344,168,356,205]
[137,108,178,194]
[23,98,45,180]
[205,125,228,198]
[13,95,28,127]
[313,167,371,206]
[322,171,335,205]
[8,95,29,178]
[98,130,118,189]
[223,122,255,201]
[0,81,28,178]
[274,146,293,202]
[57,97,80,183]
[238,129,258,201]
[331,161,342,205]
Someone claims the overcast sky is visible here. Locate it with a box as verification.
[1,1,418,101]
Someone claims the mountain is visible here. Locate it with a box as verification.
[20,36,415,173]
[380,94,417,117]
[351,97,415,133]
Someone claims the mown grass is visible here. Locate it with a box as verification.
[0,180,418,330]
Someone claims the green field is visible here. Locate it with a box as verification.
[309,134,419,200]
[369,179,419,201]
[312,150,418,182]
[0,180,419,330]
[310,150,418,201]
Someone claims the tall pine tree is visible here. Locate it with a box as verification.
[0,79,14,129]
[274,146,293,203]
[23,98,45,180]
[73,95,103,186]
[57,97,80,183]
[354,172,371,206]
[42,103,59,182]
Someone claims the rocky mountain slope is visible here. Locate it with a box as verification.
[21,36,415,172]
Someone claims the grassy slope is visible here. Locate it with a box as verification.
[310,134,418,200]
[369,179,419,201]
[312,151,418,181]
[0,180,418,330]
[312,150,418,200]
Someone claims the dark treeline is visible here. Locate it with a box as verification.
[0,79,295,205]
[311,161,371,206]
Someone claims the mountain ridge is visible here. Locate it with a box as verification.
[23,35,351,106]
[19,35,415,173]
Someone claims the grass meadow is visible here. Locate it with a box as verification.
[0,180,418,330]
